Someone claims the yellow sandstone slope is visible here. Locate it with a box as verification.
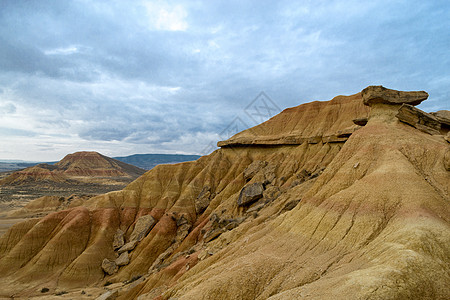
[0,86,448,299]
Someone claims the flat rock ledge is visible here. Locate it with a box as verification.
[362,85,428,106]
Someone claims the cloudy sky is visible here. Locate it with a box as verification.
[0,0,449,161]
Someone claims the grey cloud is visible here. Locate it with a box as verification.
[0,0,448,160]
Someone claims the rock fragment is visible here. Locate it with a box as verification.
[112,229,124,250]
[115,251,130,266]
[102,258,118,275]
[396,104,441,135]
[195,186,213,214]
[237,182,264,206]
[130,215,156,242]
[118,240,138,254]
[431,110,450,127]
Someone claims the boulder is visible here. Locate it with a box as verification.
[115,251,130,266]
[243,161,267,181]
[112,229,124,250]
[396,104,441,135]
[195,186,213,214]
[431,110,450,127]
[102,258,118,275]
[361,85,428,106]
[130,215,156,242]
[117,240,138,254]
[237,182,264,206]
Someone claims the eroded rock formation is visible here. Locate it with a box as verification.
[0,86,448,300]
[361,85,428,106]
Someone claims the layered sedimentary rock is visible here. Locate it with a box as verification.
[55,151,145,177]
[361,85,428,106]
[0,164,71,185]
[396,104,441,135]
[0,86,448,300]
[0,151,146,186]
[217,93,370,147]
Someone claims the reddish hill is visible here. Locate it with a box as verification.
[55,151,145,178]
[0,152,146,186]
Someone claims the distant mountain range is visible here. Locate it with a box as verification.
[0,153,201,172]
[113,154,201,170]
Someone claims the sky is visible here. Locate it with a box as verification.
[0,0,449,161]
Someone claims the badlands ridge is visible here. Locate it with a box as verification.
[0,86,448,299]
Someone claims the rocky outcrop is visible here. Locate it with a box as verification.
[129,215,156,242]
[218,93,369,147]
[102,259,118,275]
[113,229,125,250]
[237,182,264,206]
[195,186,214,214]
[396,104,441,135]
[361,85,428,106]
[431,110,450,127]
[202,214,244,243]
[117,240,138,254]
[115,252,130,266]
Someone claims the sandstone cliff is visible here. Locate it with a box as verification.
[0,86,448,300]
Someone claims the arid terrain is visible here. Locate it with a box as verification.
[0,152,146,236]
[0,86,448,300]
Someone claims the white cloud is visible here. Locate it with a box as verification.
[143,1,188,31]
[44,46,79,55]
